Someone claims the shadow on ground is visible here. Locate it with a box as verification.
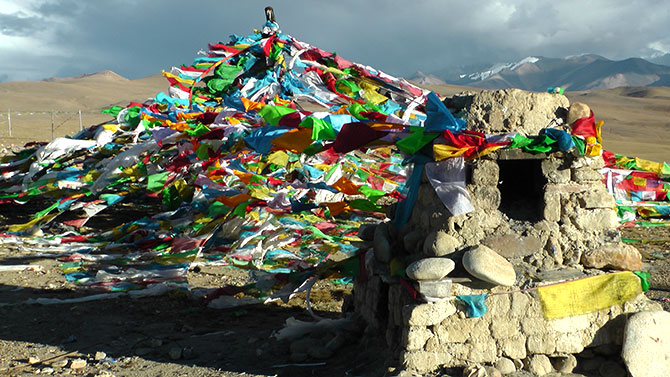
[0,282,389,377]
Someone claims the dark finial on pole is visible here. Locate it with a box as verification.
[265,6,276,23]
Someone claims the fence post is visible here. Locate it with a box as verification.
[7,109,10,137]
[79,109,83,131]
[51,111,55,140]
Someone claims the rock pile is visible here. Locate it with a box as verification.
[353,89,657,375]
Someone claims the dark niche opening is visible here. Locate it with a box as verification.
[497,159,547,222]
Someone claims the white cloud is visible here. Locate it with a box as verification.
[0,0,669,82]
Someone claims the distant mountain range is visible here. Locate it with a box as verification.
[412,54,670,91]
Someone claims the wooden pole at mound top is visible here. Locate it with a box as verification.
[51,111,54,140]
[79,109,83,131]
[7,109,11,137]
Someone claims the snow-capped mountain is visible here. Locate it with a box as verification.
[426,55,670,91]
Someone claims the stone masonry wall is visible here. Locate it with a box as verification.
[353,89,651,375]
[354,269,662,374]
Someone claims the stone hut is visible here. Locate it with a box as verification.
[353,89,659,375]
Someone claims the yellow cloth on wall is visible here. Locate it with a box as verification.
[537,271,642,319]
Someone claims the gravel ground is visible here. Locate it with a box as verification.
[0,225,668,377]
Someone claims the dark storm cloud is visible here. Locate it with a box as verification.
[1,0,669,82]
[0,11,45,36]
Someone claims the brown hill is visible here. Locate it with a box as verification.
[0,74,668,163]
[422,83,670,163]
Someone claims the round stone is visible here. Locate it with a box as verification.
[423,230,460,256]
[462,245,516,286]
[405,257,455,281]
[622,310,670,377]
[567,102,591,124]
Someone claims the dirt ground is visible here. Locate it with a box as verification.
[0,224,669,377]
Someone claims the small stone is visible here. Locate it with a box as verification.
[69,359,87,369]
[462,245,516,286]
[526,354,553,376]
[358,223,377,241]
[463,364,487,377]
[94,352,106,361]
[403,230,424,254]
[373,224,392,263]
[481,234,542,258]
[52,360,68,368]
[599,361,626,377]
[403,300,456,326]
[406,257,455,281]
[423,230,460,256]
[621,310,670,377]
[28,356,40,365]
[40,367,54,374]
[567,102,591,125]
[495,357,516,374]
[581,243,642,271]
[149,338,162,348]
[484,366,502,377]
[551,354,577,373]
[168,347,182,360]
[417,278,453,300]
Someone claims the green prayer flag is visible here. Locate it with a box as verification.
[208,201,231,217]
[301,117,336,141]
[396,127,438,155]
[215,63,242,80]
[507,134,533,149]
[33,201,59,219]
[258,105,296,126]
[348,103,367,120]
[195,143,212,160]
[523,134,555,153]
[124,106,141,127]
[356,169,370,182]
[147,172,170,192]
[187,124,211,137]
[571,136,586,156]
[101,106,124,117]
[348,199,383,212]
[232,200,251,217]
[358,185,385,203]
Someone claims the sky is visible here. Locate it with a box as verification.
[1,0,669,82]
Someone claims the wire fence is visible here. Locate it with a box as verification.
[0,109,113,145]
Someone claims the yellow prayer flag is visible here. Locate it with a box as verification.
[8,213,58,233]
[537,271,642,319]
[635,157,663,175]
[433,144,468,161]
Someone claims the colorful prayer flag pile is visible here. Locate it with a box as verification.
[2,16,663,301]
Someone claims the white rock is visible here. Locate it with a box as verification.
[69,359,87,369]
[551,354,577,373]
[526,354,552,376]
[462,245,516,286]
[423,230,460,256]
[406,258,455,281]
[417,278,452,300]
[621,310,670,377]
[494,357,516,374]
